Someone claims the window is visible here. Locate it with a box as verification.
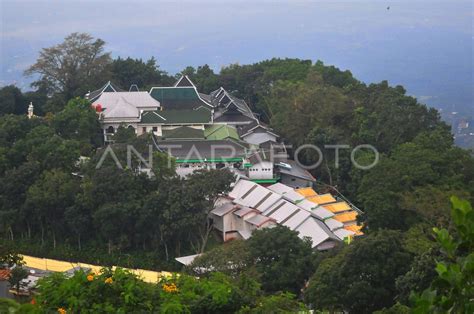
[142,127,147,133]
[152,127,158,132]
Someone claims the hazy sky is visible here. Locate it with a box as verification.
[1,0,472,113]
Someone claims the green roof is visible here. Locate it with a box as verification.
[141,108,211,124]
[149,87,210,110]
[162,127,204,139]
[204,124,240,141]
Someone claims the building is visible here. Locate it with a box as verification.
[88,76,316,187]
[210,179,364,250]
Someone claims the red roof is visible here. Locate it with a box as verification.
[0,269,11,281]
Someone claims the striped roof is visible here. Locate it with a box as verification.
[323,202,352,213]
[0,269,11,281]
[334,211,358,223]
[344,224,364,236]
[308,194,337,205]
[295,187,317,197]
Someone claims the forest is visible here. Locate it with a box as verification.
[0,33,473,313]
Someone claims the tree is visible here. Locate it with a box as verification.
[190,240,253,278]
[356,128,474,231]
[181,64,219,93]
[25,170,79,248]
[8,266,29,294]
[0,244,24,268]
[0,86,26,116]
[305,230,413,313]
[238,292,308,314]
[25,33,112,100]
[93,202,138,254]
[35,268,161,313]
[113,125,136,143]
[247,226,315,294]
[411,197,474,313]
[185,169,235,253]
[52,97,101,147]
[111,57,174,90]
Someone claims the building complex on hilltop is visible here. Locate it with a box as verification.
[87,76,364,248]
[88,76,315,187]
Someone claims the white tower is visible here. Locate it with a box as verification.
[27,102,34,119]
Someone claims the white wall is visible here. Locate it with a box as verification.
[248,161,274,179]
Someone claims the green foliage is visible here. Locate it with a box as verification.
[305,230,413,313]
[25,32,112,101]
[112,125,137,143]
[395,249,438,304]
[357,129,474,230]
[0,85,26,116]
[29,267,305,313]
[190,240,253,278]
[247,226,315,294]
[181,64,219,93]
[411,197,474,313]
[111,56,174,90]
[0,244,24,268]
[0,298,40,314]
[36,268,160,313]
[238,292,308,314]
[52,97,101,148]
[8,266,29,293]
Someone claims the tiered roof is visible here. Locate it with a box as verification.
[149,76,212,111]
[295,187,364,235]
[216,180,356,250]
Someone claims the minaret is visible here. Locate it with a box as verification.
[27,102,34,119]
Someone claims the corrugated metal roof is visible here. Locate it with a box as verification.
[295,187,317,197]
[211,202,238,217]
[334,228,356,240]
[282,209,311,230]
[324,218,344,231]
[238,230,252,240]
[294,217,333,248]
[311,207,335,220]
[234,182,281,212]
[345,224,364,235]
[308,194,337,205]
[229,180,259,199]
[268,183,306,203]
[334,211,358,223]
[323,202,351,213]
[245,214,274,227]
[263,200,300,223]
[234,207,256,217]
[297,199,318,211]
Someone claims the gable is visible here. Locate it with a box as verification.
[174,75,195,87]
